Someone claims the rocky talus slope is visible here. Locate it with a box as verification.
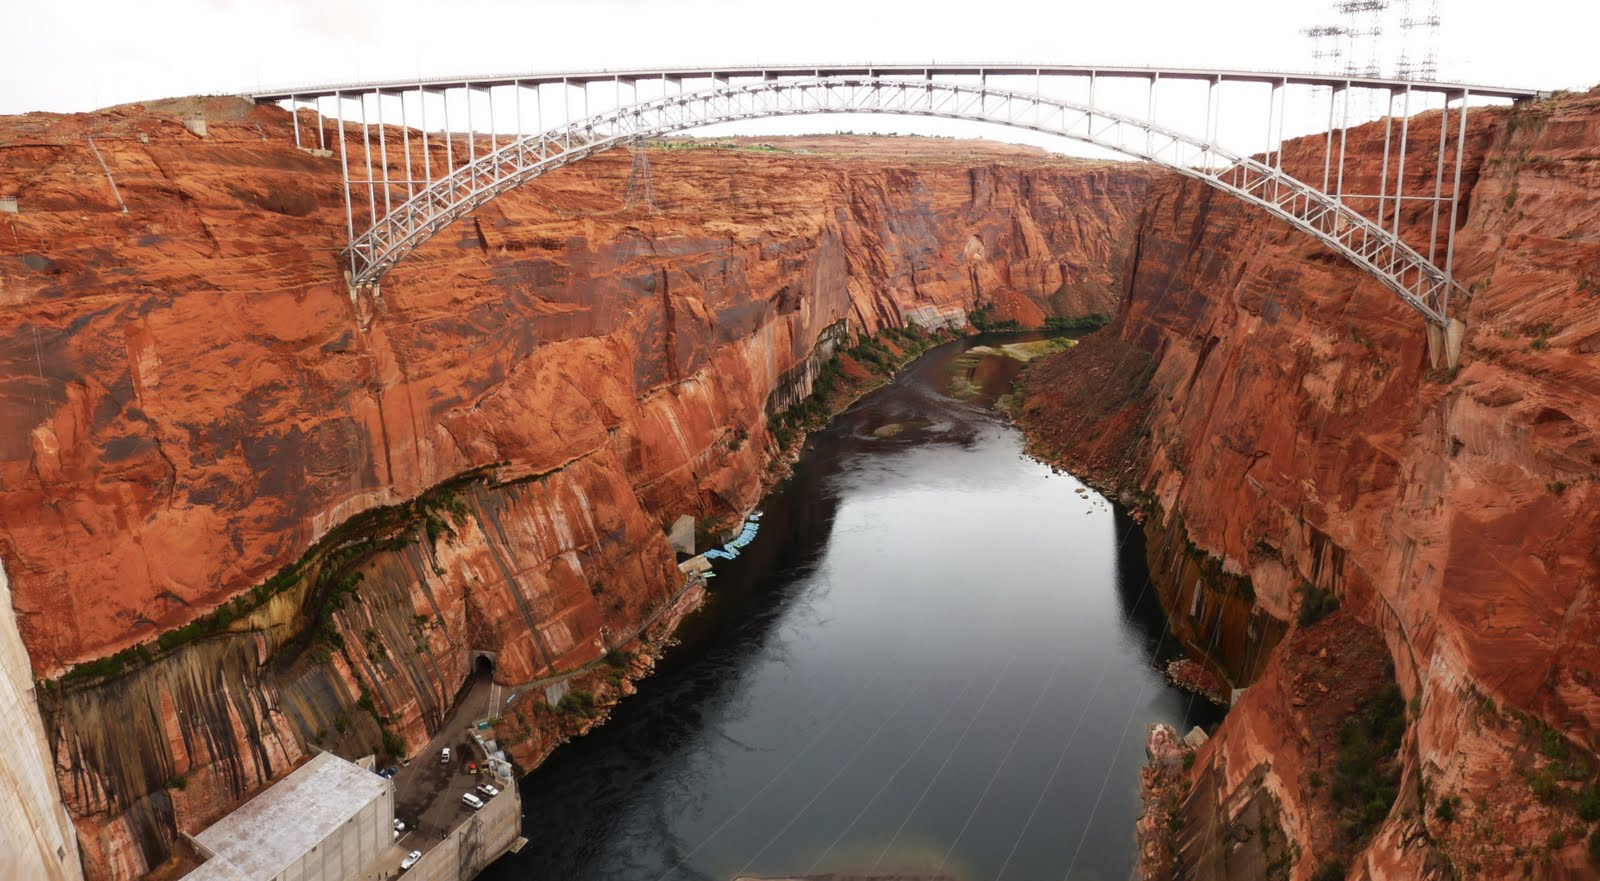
[1018,89,1600,879]
[0,100,1155,880]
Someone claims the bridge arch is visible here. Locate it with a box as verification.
[260,70,1537,353]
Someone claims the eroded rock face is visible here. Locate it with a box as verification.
[0,103,1157,879]
[1020,90,1600,877]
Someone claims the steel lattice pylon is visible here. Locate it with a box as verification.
[252,65,1545,357]
[623,138,655,212]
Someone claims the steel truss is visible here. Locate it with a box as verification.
[256,68,1543,331]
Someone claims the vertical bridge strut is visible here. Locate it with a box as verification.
[251,65,1542,365]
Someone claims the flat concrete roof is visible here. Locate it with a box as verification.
[191,752,389,881]
[180,858,253,881]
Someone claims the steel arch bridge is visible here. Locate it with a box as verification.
[249,65,1542,364]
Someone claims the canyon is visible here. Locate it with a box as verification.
[1,79,1597,881]
[0,100,1153,880]
[1017,87,1600,878]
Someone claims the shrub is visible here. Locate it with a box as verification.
[1528,765,1561,803]
[1311,860,1345,881]
[557,689,596,715]
[1044,313,1112,331]
[1435,793,1460,823]
[380,728,406,760]
[967,302,1022,332]
[1577,785,1600,822]
[1297,583,1341,627]
[1540,727,1568,760]
[1330,684,1406,843]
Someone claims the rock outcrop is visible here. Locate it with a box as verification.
[0,102,1157,880]
[1019,89,1600,878]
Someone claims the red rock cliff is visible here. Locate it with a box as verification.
[1020,89,1600,879]
[0,99,1156,879]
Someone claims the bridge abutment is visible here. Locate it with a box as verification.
[1426,318,1466,370]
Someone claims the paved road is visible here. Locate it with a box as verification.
[507,569,706,700]
[390,673,502,852]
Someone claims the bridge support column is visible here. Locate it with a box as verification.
[1426,318,1466,370]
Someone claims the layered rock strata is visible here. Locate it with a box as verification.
[0,101,1156,879]
[1019,90,1600,878]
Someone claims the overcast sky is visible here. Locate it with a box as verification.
[5,0,1595,150]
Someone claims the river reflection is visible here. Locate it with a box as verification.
[480,334,1220,881]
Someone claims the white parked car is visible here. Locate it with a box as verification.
[476,783,499,798]
[393,819,405,834]
[440,747,450,764]
[461,792,484,810]
[400,851,422,871]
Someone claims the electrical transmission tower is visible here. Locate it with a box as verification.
[623,138,656,213]
[1336,0,1389,78]
[1395,0,1441,80]
[1302,24,1349,74]
[1302,1,1388,77]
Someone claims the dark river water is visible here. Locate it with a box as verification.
[481,334,1220,881]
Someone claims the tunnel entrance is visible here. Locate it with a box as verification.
[470,651,496,679]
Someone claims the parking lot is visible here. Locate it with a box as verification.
[389,671,507,856]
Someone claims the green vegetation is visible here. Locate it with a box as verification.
[1331,683,1406,845]
[418,487,471,548]
[165,773,189,791]
[967,303,1111,333]
[1253,539,1282,562]
[1183,535,1255,603]
[1543,726,1571,760]
[1297,583,1340,628]
[1424,365,1461,384]
[1044,313,1113,331]
[1529,764,1563,803]
[380,728,406,761]
[56,473,486,688]
[767,324,948,452]
[1578,784,1600,823]
[656,138,791,153]
[1435,793,1461,823]
[557,688,596,715]
[966,302,1022,331]
[604,649,635,669]
[1310,861,1345,881]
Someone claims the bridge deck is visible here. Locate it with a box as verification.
[248,62,1544,103]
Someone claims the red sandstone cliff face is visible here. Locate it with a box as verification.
[0,100,1155,879]
[1020,90,1600,878]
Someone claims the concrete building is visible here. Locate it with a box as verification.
[0,558,85,881]
[184,752,393,881]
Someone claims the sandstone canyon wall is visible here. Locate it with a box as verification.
[1019,89,1600,879]
[0,101,1155,879]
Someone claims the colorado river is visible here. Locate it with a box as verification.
[481,334,1221,881]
